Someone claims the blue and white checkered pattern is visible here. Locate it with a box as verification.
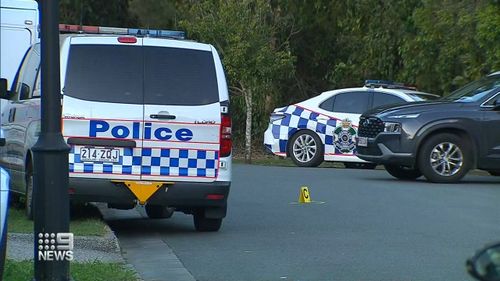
[265,105,358,155]
[69,146,218,178]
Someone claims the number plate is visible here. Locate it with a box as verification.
[79,147,120,163]
[357,137,368,147]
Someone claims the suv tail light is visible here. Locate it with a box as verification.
[220,114,232,157]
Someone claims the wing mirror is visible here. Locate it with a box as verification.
[467,242,500,281]
[0,78,12,100]
[493,99,500,111]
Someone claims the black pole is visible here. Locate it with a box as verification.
[32,0,71,280]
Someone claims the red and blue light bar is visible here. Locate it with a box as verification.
[59,24,186,40]
[365,79,417,91]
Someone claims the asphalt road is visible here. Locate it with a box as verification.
[106,164,500,281]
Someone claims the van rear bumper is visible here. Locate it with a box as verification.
[69,178,230,209]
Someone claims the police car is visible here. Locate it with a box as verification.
[0,25,231,232]
[264,81,437,167]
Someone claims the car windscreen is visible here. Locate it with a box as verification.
[144,46,219,106]
[441,75,500,103]
[64,45,143,104]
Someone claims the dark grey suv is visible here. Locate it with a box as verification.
[356,72,500,183]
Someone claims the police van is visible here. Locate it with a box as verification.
[0,25,232,232]
[0,0,39,112]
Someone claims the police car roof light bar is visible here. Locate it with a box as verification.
[364,79,417,91]
[59,24,186,40]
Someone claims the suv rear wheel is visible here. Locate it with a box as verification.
[384,164,422,180]
[289,130,323,167]
[145,204,174,219]
[418,133,472,183]
[193,210,222,232]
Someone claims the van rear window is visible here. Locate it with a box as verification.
[64,44,220,106]
[64,45,143,104]
[144,46,219,105]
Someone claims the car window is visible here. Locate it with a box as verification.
[319,96,335,111]
[485,93,500,106]
[332,92,370,114]
[144,46,219,105]
[15,45,40,100]
[372,92,405,108]
[64,45,143,104]
[32,71,41,98]
[442,75,500,103]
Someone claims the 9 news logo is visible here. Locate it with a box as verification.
[37,232,74,261]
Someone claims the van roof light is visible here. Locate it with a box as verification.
[59,24,186,40]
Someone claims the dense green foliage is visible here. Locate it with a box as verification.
[59,0,500,157]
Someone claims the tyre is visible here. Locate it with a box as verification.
[417,133,472,183]
[344,162,377,169]
[288,130,324,167]
[384,164,422,180]
[193,211,222,232]
[488,171,500,176]
[25,166,34,220]
[145,204,174,219]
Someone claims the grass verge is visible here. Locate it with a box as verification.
[7,203,107,236]
[3,259,137,281]
[233,156,345,168]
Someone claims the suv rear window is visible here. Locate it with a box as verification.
[144,46,219,105]
[64,45,143,104]
[64,44,219,106]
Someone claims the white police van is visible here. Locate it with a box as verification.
[0,25,232,232]
[0,0,39,112]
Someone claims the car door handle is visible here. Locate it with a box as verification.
[317,117,329,121]
[150,114,176,120]
[8,108,16,122]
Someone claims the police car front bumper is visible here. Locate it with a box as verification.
[69,178,230,209]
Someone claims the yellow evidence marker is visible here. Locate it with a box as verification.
[299,186,311,203]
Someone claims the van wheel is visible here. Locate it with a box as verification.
[344,162,377,169]
[384,164,422,180]
[488,171,500,176]
[193,211,222,232]
[25,166,34,220]
[145,204,174,219]
[418,133,472,183]
[288,131,323,167]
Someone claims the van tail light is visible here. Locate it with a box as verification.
[220,114,232,157]
[118,36,137,43]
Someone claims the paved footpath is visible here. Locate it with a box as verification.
[99,206,196,281]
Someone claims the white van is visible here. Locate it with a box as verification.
[0,25,232,232]
[0,0,38,111]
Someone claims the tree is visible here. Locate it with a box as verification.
[59,0,137,27]
[181,0,295,163]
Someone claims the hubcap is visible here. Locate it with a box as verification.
[429,142,463,177]
[293,134,317,163]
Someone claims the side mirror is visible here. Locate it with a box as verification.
[0,79,11,100]
[467,242,500,281]
[493,99,500,111]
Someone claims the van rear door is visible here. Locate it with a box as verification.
[62,37,144,180]
[142,38,221,182]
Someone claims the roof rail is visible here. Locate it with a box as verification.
[364,79,417,91]
[59,24,186,40]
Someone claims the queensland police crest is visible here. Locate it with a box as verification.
[333,119,357,153]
